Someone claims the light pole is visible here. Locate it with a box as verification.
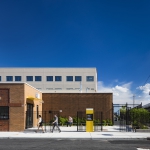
[133,95,135,108]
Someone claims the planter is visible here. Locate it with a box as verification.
[136,129,150,132]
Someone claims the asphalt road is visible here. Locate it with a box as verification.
[0,139,150,150]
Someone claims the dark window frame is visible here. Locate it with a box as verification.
[35,76,42,81]
[26,76,33,81]
[66,76,73,81]
[47,76,53,81]
[86,76,94,82]
[75,76,82,82]
[0,106,9,120]
[6,76,13,81]
[55,76,62,81]
[0,76,1,81]
[15,76,21,81]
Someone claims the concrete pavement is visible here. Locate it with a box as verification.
[0,126,150,139]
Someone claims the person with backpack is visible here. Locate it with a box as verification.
[51,114,61,133]
[35,115,45,133]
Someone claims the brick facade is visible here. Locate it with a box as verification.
[0,83,112,131]
[0,83,42,131]
[42,93,113,121]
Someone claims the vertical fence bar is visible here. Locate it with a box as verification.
[44,111,46,132]
[77,111,78,132]
[101,111,103,131]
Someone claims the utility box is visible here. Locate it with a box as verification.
[86,108,94,132]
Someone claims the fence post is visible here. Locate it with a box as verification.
[101,111,103,131]
[44,111,46,132]
[77,111,78,132]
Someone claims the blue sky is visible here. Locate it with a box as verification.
[0,0,150,105]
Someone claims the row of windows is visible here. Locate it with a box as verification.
[36,88,95,90]
[0,76,94,82]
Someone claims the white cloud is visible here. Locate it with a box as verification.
[97,81,150,106]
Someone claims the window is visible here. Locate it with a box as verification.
[26,76,33,81]
[0,76,1,81]
[36,88,42,90]
[15,76,21,81]
[55,76,62,81]
[35,76,42,81]
[6,76,13,81]
[75,76,82,81]
[66,76,73,81]
[0,106,9,119]
[47,76,53,81]
[86,76,94,81]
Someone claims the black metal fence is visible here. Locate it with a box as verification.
[2,103,148,132]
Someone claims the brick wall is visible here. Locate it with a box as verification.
[42,93,113,121]
[0,83,42,131]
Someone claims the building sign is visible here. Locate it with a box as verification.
[35,93,40,99]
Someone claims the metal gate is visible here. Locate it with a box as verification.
[77,111,86,131]
[94,111,103,131]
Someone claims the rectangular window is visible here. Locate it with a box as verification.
[66,76,73,81]
[0,106,9,120]
[75,76,82,81]
[15,76,21,81]
[35,76,42,81]
[26,76,33,81]
[0,76,1,81]
[6,76,13,81]
[86,76,94,81]
[55,76,62,81]
[47,76,53,81]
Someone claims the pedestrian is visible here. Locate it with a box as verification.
[67,116,73,127]
[52,114,61,133]
[35,115,45,133]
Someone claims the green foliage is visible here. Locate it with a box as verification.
[102,120,106,126]
[59,116,67,126]
[94,119,100,124]
[130,108,150,129]
[102,119,112,126]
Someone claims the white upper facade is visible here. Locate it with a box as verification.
[0,68,97,93]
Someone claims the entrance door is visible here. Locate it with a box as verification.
[26,103,33,128]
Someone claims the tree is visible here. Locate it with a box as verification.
[130,108,150,129]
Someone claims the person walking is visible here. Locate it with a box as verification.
[52,114,61,133]
[35,115,45,133]
[67,116,73,127]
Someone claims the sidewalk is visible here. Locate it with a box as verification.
[0,126,149,140]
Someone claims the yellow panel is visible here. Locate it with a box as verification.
[86,108,94,132]
[86,121,94,132]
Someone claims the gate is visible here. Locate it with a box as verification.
[25,110,60,132]
[77,111,86,131]
[94,111,103,131]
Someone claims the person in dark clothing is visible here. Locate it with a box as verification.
[52,114,61,133]
[35,115,45,133]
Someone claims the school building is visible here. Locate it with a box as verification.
[0,68,113,131]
